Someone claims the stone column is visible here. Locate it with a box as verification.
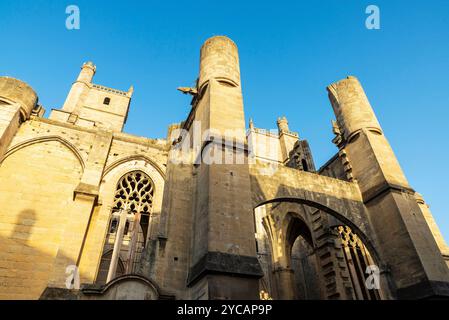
[272,267,296,300]
[107,208,129,282]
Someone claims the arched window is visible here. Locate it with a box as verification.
[103,97,111,105]
[113,171,153,217]
[124,221,130,235]
[97,171,154,284]
[96,251,125,285]
[336,226,380,300]
[301,159,309,172]
[109,218,118,233]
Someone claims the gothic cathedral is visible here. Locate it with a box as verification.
[0,36,448,300]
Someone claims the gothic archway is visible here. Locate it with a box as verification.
[285,213,321,300]
[96,170,154,284]
[335,225,381,300]
[253,198,386,300]
[255,203,322,300]
[254,197,380,268]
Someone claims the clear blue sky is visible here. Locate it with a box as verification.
[1,1,448,241]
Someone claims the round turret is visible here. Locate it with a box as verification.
[0,77,38,119]
[327,76,382,140]
[277,116,290,133]
[77,61,96,83]
[198,36,240,90]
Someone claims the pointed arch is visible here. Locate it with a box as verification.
[103,155,166,179]
[255,197,381,266]
[83,274,161,300]
[97,170,155,283]
[285,213,314,250]
[1,135,86,171]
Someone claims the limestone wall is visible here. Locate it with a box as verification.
[0,128,83,299]
[0,115,169,299]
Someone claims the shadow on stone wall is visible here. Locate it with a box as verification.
[0,209,83,300]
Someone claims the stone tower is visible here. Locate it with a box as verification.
[187,36,263,299]
[61,61,96,114]
[327,76,449,298]
[50,61,133,131]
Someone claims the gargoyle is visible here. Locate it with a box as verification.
[177,87,198,96]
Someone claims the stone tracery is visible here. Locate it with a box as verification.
[97,170,154,284]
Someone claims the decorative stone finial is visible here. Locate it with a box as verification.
[249,118,254,130]
[127,85,134,97]
[277,116,289,133]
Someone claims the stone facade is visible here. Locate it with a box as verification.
[0,36,448,300]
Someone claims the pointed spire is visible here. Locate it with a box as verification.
[127,85,134,97]
[249,118,254,130]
